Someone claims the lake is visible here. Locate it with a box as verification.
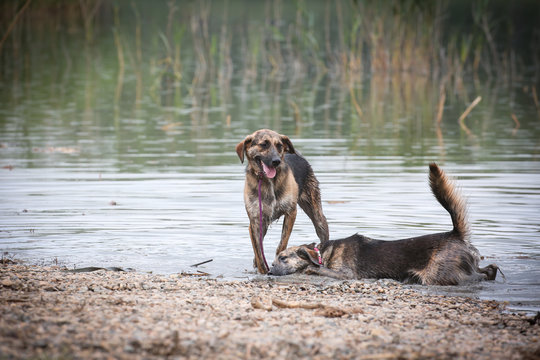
[1,0,539,313]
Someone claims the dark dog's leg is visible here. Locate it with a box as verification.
[304,265,355,280]
[276,208,297,255]
[249,221,269,274]
[298,190,329,243]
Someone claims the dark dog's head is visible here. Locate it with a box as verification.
[235,129,295,179]
[268,243,321,276]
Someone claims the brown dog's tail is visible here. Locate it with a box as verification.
[429,163,470,240]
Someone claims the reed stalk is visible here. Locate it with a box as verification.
[131,1,143,106]
[113,6,124,105]
[288,99,301,126]
[78,0,102,45]
[349,85,363,119]
[532,86,540,119]
[511,113,520,136]
[458,96,482,137]
[435,82,447,125]
[0,0,31,54]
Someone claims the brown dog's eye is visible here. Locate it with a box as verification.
[278,255,287,262]
[260,141,269,149]
[276,143,283,151]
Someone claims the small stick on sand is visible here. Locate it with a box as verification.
[190,259,213,267]
[273,297,364,317]
[179,271,210,277]
[251,297,365,318]
[272,298,323,310]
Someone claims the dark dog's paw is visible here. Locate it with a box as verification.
[478,264,503,281]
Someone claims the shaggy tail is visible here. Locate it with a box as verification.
[429,163,470,240]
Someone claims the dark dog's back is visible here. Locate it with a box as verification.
[320,163,481,284]
[284,153,311,196]
[320,231,473,284]
[321,233,452,282]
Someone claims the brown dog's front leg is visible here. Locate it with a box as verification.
[276,208,297,255]
[249,221,269,274]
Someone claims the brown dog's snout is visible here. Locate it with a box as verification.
[258,155,281,169]
[269,148,281,167]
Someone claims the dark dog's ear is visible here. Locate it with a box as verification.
[280,135,296,154]
[297,246,320,266]
[235,136,253,163]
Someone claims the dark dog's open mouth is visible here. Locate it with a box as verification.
[256,158,277,179]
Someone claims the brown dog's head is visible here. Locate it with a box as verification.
[268,243,321,276]
[235,129,295,179]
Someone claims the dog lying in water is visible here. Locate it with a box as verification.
[269,163,499,285]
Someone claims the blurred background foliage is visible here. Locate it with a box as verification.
[1,0,539,159]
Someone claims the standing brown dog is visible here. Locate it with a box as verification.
[236,129,329,274]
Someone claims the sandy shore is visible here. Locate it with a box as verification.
[1,262,539,359]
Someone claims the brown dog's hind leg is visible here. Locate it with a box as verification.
[276,208,297,255]
[298,172,329,243]
[298,189,329,243]
[249,222,269,274]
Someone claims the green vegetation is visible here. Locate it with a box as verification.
[2,1,538,79]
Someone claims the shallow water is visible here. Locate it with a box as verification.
[1,1,540,313]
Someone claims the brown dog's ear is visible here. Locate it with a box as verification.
[280,135,296,154]
[297,246,320,266]
[235,136,253,163]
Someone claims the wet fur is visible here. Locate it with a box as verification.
[236,129,329,274]
[269,163,499,285]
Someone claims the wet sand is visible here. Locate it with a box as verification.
[1,262,539,359]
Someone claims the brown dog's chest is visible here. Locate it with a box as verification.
[244,174,298,222]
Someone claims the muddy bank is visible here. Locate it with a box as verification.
[0,263,539,359]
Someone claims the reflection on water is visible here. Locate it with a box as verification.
[1,1,540,313]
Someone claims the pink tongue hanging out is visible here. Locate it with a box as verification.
[261,162,276,178]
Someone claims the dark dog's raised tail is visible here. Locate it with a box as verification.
[429,163,469,240]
